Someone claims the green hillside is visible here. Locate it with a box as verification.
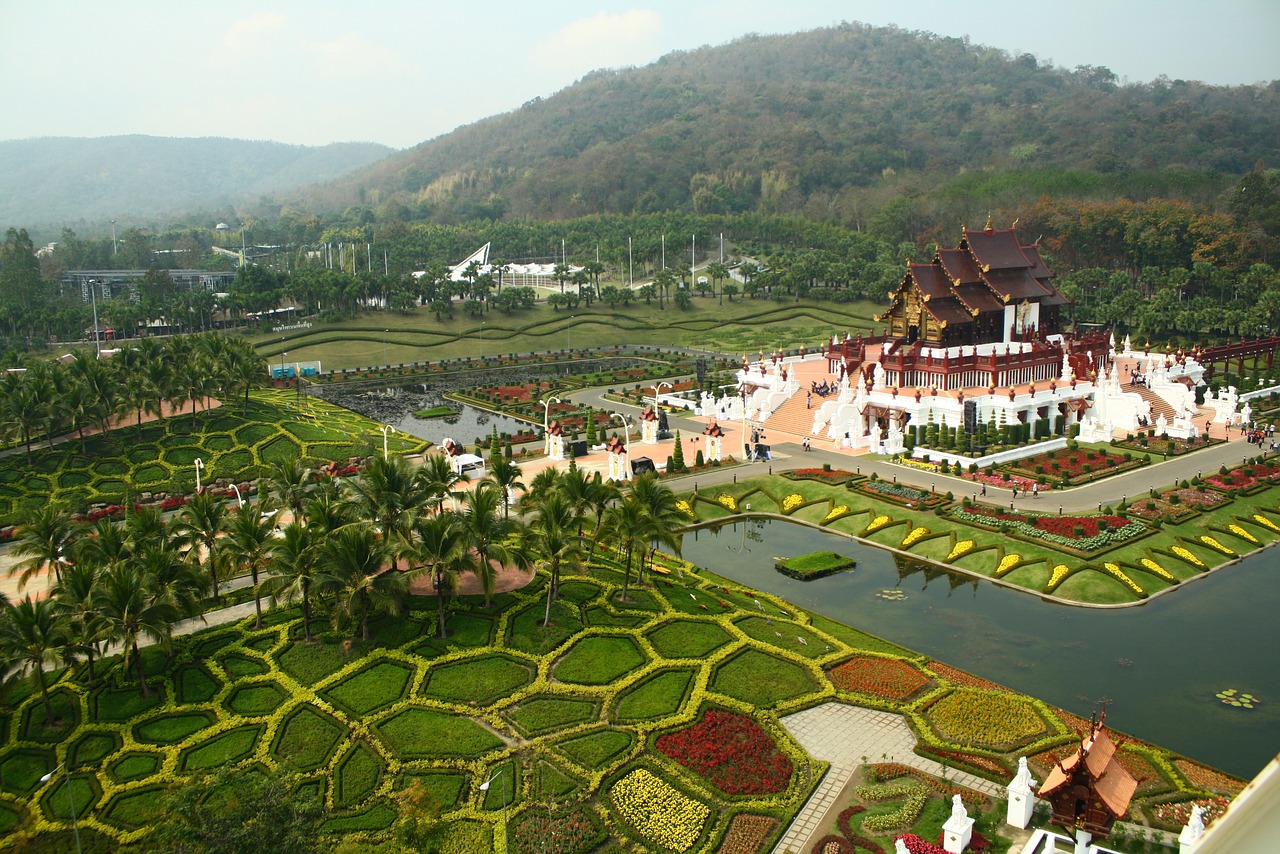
[295,23,1280,229]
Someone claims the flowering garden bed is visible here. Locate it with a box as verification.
[654,707,793,796]
[854,479,949,510]
[998,445,1145,486]
[828,656,931,701]
[783,467,858,486]
[947,503,1151,556]
[1124,485,1228,523]
[1201,460,1280,494]
[1113,433,1221,456]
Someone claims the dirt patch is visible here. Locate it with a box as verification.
[407,559,536,597]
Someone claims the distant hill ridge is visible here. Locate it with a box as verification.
[0,135,393,228]
[4,23,1278,234]
[295,23,1280,226]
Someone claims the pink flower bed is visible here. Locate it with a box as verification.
[655,708,793,795]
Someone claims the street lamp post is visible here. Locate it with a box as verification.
[230,483,245,508]
[87,279,101,356]
[194,458,205,493]
[653,381,673,412]
[567,317,574,352]
[480,768,507,852]
[110,220,117,255]
[542,396,562,454]
[380,424,397,461]
[612,413,632,477]
[280,351,287,379]
[40,762,82,854]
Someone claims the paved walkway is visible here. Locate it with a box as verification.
[773,702,1004,854]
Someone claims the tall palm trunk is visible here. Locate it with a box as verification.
[133,641,151,697]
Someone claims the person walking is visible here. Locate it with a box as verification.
[980,483,987,497]
[1032,483,1039,499]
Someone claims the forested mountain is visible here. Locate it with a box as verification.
[0,136,393,228]
[292,22,1279,237]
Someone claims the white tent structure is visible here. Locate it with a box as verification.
[415,243,583,289]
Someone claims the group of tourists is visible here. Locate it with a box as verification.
[1243,421,1275,451]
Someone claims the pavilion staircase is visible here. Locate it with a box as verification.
[1128,385,1177,425]
[758,389,823,443]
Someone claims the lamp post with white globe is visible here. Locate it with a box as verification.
[40,762,82,854]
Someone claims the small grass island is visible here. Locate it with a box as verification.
[413,405,459,419]
[775,550,857,580]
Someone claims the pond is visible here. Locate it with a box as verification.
[680,518,1279,780]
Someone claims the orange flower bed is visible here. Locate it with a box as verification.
[829,656,929,701]
[926,661,1015,694]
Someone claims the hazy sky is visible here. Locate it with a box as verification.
[8,1,1278,150]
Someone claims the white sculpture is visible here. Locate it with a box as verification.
[1178,803,1206,853]
[1006,756,1038,829]
[942,792,975,853]
[895,840,911,854]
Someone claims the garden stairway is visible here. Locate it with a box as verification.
[759,388,823,441]
[1128,385,1177,424]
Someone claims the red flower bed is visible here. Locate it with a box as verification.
[1001,446,1142,485]
[1203,462,1280,493]
[895,834,948,854]
[655,708,793,795]
[828,656,929,700]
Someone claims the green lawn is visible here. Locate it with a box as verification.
[0,388,426,525]
[246,297,881,371]
[684,472,1280,605]
[0,548,1245,851]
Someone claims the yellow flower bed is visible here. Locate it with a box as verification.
[994,554,1021,577]
[1252,513,1280,533]
[900,526,930,548]
[1227,524,1259,545]
[821,505,851,525]
[865,515,892,534]
[1171,546,1205,567]
[716,493,738,512]
[1046,564,1070,591]
[945,540,975,562]
[611,768,709,852]
[782,493,805,514]
[1199,535,1235,556]
[1139,558,1175,582]
[1103,562,1144,596]
[676,499,695,519]
[899,457,944,472]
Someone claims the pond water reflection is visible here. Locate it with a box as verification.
[680,518,1279,779]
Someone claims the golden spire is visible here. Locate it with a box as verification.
[984,214,994,232]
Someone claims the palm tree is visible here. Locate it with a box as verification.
[50,560,107,682]
[319,524,402,641]
[460,481,523,608]
[629,473,684,586]
[92,562,180,697]
[419,453,467,513]
[9,505,81,590]
[0,597,70,723]
[405,512,476,639]
[486,456,524,519]
[264,457,315,524]
[526,491,584,627]
[344,455,432,570]
[172,491,230,597]
[261,522,321,642]
[222,502,278,628]
[600,497,650,601]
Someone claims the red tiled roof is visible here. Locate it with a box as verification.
[925,300,976,325]
[982,268,1053,301]
[911,262,954,299]
[937,248,983,284]
[954,283,1004,314]
[1022,244,1053,281]
[964,228,1034,271]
